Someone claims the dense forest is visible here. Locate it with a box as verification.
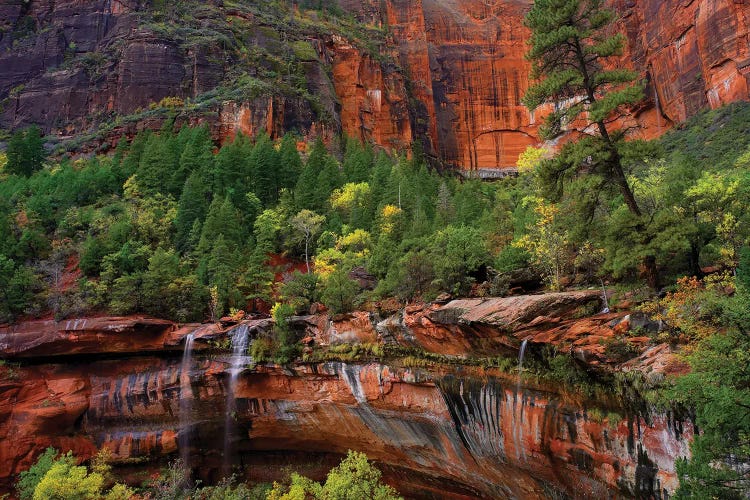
[2,102,750,325]
[3,0,750,497]
[3,101,750,496]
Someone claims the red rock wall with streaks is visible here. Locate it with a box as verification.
[352,0,750,169]
[1,1,749,170]
[0,305,691,498]
[0,357,691,499]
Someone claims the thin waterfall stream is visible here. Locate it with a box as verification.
[514,338,529,461]
[179,332,195,471]
[223,325,251,476]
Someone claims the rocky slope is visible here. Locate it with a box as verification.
[1,1,749,171]
[0,292,691,498]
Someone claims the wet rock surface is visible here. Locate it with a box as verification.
[0,292,691,498]
[0,357,692,498]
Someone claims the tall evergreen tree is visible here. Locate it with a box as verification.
[6,126,45,177]
[174,171,211,253]
[136,134,178,195]
[207,234,238,316]
[119,131,149,181]
[197,196,244,257]
[316,156,342,208]
[249,133,280,206]
[342,137,373,183]
[522,0,657,284]
[173,125,213,195]
[278,133,303,191]
[213,133,252,202]
[111,137,130,184]
[295,138,328,211]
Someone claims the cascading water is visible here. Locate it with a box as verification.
[600,278,610,313]
[517,339,528,374]
[223,324,251,476]
[179,333,195,471]
[514,339,529,462]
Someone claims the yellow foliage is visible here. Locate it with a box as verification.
[90,447,113,479]
[378,205,402,235]
[514,199,570,290]
[337,229,372,256]
[516,146,549,173]
[313,248,345,278]
[639,273,735,341]
[33,461,103,500]
[104,483,136,500]
[330,182,370,213]
[149,96,185,109]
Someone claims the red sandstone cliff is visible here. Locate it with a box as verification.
[0,293,690,498]
[1,1,748,170]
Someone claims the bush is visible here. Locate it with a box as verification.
[17,448,64,500]
[495,245,530,273]
[267,450,402,500]
[16,448,133,500]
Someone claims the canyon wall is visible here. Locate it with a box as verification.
[0,294,692,498]
[1,1,748,170]
[0,353,690,499]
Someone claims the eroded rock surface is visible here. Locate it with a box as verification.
[2,1,749,170]
[0,358,691,499]
[0,292,691,498]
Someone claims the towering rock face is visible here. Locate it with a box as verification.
[1,1,749,169]
[0,354,691,499]
[384,0,537,172]
[0,296,692,498]
[372,0,750,170]
[329,37,414,152]
[616,0,750,125]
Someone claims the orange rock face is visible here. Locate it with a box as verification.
[0,357,692,499]
[0,298,691,498]
[616,0,750,125]
[379,0,537,172]
[330,38,413,152]
[345,0,750,169]
[2,1,750,170]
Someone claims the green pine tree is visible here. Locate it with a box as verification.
[6,126,46,177]
[295,138,328,211]
[173,126,213,196]
[278,133,303,191]
[174,171,210,253]
[342,136,373,183]
[136,134,178,195]
[197,196,244,257]
[207,234,238,316]
[213,133,252,200]
[249,132,280,206]
[118,131,150,181]
[522,0,657,285]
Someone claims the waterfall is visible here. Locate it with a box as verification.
[178,333,195,472]
[514,339,529,462]
[517,339,528,373]
[223,325,251,477]
[600,278,610,313]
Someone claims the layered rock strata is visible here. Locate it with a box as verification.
[0,293,691,498]
[2,1,749,170]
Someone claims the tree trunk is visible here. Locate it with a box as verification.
[600,124,659,287]
[642,254,659,289]
[304,236,310,274]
